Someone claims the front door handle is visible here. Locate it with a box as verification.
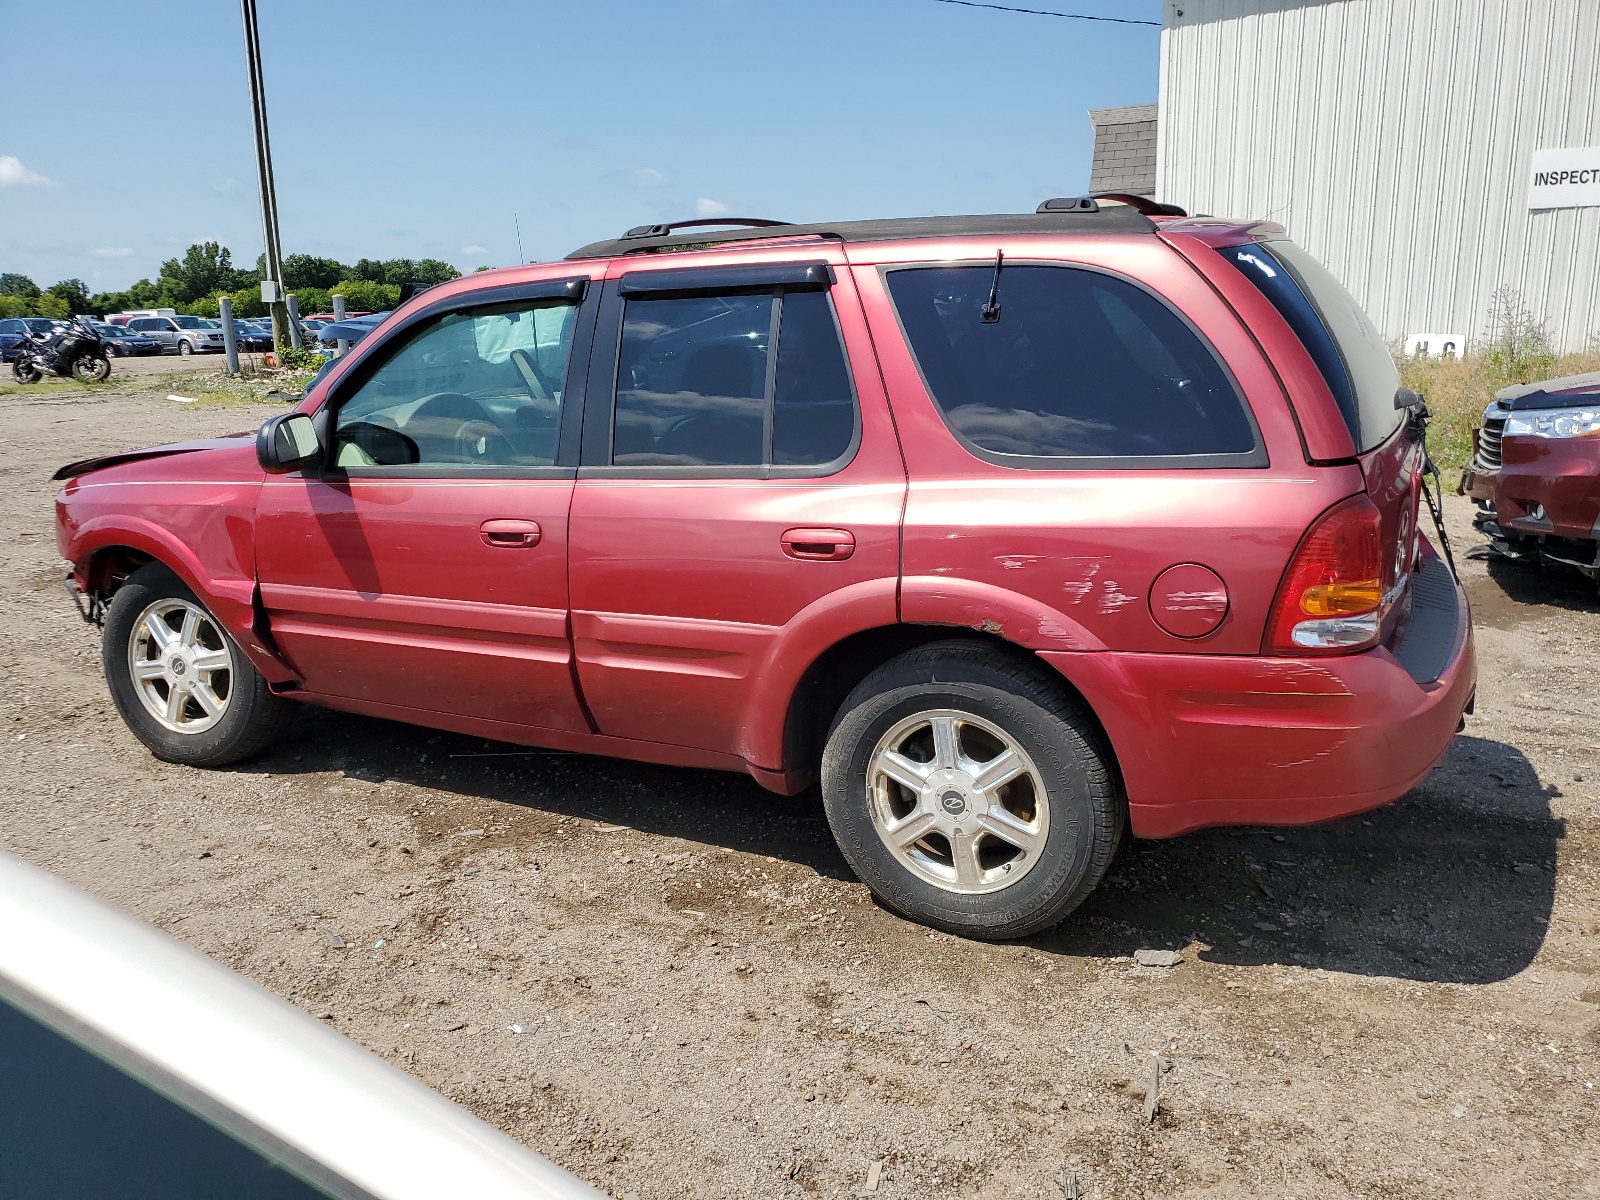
[480,519,541,548]
[780,528,855,561]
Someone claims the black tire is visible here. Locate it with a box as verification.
[102,563,294,766]
[73,354,110,383]
[821,640,1124,940]
[178,339,193,356]
[12,358,40,384]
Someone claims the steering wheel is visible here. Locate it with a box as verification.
[509,348,554,401]
[452,418,518,465]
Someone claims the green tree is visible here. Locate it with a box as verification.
[0,296,29,318]
[282,254,347,290]
[158,242,254,304]
[44,279,93,316]
[413,259,460,286]
[32,292,70,319]
[0,273,40,299]
[330,279,400,312]
[292,287,332,317]
[227,286,267,319]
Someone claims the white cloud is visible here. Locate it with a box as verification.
[0,155,53,187]
[626,167,667,188]
[460,244,487,256]
[94,246,135,258]
[695,197,732,218]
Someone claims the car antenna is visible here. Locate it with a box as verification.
[981,249,1004,324]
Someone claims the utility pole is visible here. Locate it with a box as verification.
[241,0,290,355]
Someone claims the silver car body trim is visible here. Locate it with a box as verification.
[0,850,605,1200]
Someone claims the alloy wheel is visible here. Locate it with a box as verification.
[866,708,1050,894]
[127,598,234,734]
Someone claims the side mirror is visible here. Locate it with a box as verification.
[256,412,322,473]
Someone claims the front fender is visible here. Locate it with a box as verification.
[65,514,299,686]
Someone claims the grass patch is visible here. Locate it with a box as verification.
[0,365,315,407]
[1400,348,1600,470]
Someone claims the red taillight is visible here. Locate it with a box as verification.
[1265,495,1385,655]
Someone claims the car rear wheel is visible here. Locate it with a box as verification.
[102,564,294,766]
[821,641,1123,939]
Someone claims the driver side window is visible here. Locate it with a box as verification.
[332,299,577,469]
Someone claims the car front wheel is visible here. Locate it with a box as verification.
[178,340,193,356]
[102,564,293,766]
[821,641,1123,940]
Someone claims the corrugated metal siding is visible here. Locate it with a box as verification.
[1158,0,1600,352]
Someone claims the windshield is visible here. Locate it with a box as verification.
[23,319,54,332]
[174,316,209,329]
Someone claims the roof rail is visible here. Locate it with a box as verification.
[1035,196,1100,213]
[1090,192,1188,217]
[621,217,794,240]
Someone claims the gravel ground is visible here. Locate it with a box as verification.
[3,385,1599,1199]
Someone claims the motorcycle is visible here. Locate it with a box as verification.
[11,316,112,384]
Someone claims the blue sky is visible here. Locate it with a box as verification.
[0,0,1160,292]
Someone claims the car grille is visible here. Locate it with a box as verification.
[1475,416,1505,471]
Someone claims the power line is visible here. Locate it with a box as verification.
[929,0,1160,25]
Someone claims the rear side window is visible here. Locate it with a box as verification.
[886,265,1260,465]
[612,288,856,469]
[1219,240,1401,452]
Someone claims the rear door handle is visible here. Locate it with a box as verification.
[780,528,855,561]
[479,519,541,548]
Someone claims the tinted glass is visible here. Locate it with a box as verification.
[1219,241,1400,452]
[0,996,336,1200]
[772,290,855,465]
[1270,240,1401,452]
[614,293,773,466]
[333,300,577,468]
[887,266,1256,461]
[174,316,207,329]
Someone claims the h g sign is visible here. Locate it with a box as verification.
[1528,147,1600,210]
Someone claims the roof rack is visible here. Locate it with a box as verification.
[621,218,794,240]
[566,206,1157,260]
[1090,192,1188,217]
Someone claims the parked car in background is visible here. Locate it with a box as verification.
[92,324,161,357]
[230,319,274,353]
[315,311,390,349]
[1463,370,1600,593]
[52,199,1473,939]
[0,317,62,362]
[124,315,226,355]
[104,308,178,327]
[0,850,604,1200]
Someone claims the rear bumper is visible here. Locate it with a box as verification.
[1041,556,1475,838]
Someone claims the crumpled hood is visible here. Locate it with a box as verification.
[52,431,256,481]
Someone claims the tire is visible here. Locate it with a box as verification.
[102,563,294,767]
[12,358,40,384]
[821,640,1124,940]
[178,339,193,356]
[73,354,111,383]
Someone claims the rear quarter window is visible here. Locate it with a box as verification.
[885,264,1263,468]
[1219,240,1401,453]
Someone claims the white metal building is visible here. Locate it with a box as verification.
[1155,0,1600,353]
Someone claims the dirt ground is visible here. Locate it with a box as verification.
[3,383,1598,1200]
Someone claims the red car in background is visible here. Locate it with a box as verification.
[52,199,1474,939]
[1463,371,1600,591]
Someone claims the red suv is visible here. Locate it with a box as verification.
[54,199,1474,938]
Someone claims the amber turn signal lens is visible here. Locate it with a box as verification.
[1299,580,1382,617]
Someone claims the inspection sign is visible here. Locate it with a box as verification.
[1528,147,1600,210]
